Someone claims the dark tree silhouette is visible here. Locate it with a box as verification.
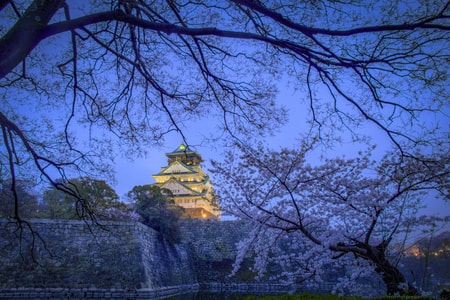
[128,184,183,243]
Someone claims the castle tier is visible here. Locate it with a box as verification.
[151,143,220,219]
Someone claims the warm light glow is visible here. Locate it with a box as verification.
[151,144,220,219]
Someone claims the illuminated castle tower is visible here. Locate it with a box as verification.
[152,143,220,219]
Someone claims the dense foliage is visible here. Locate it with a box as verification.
[128,184,183,243]
[40,177,132,220]
[0,179,39,218]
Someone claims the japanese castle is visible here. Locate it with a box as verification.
[152,143,220,219]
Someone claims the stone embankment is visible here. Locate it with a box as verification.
[0,218,260,298]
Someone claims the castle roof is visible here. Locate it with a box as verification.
[159,177,204,197]
[154,160,196,176]
[166,143,203,162]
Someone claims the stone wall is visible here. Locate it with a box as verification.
[0,219,197,291]
[0,218,280,298]
[136,221,196,289]
[179,219,257,282]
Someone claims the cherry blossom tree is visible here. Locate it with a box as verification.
[0,1,448,225]
[210,140,449,296]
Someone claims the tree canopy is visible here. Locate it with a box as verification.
[0,179,38,218]
[128,184,183,243]
[40,177,131,220]
[0,1,448,230]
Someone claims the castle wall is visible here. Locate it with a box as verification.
[0,218,288,298]
[179,219,256,282]
[0,219,197,291]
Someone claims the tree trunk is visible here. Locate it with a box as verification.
[369,247,419,296]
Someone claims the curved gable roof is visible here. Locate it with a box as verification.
[168,143,195,154]
[160,178,201,196]
[158,160,195,175]
[165,143,203,162]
